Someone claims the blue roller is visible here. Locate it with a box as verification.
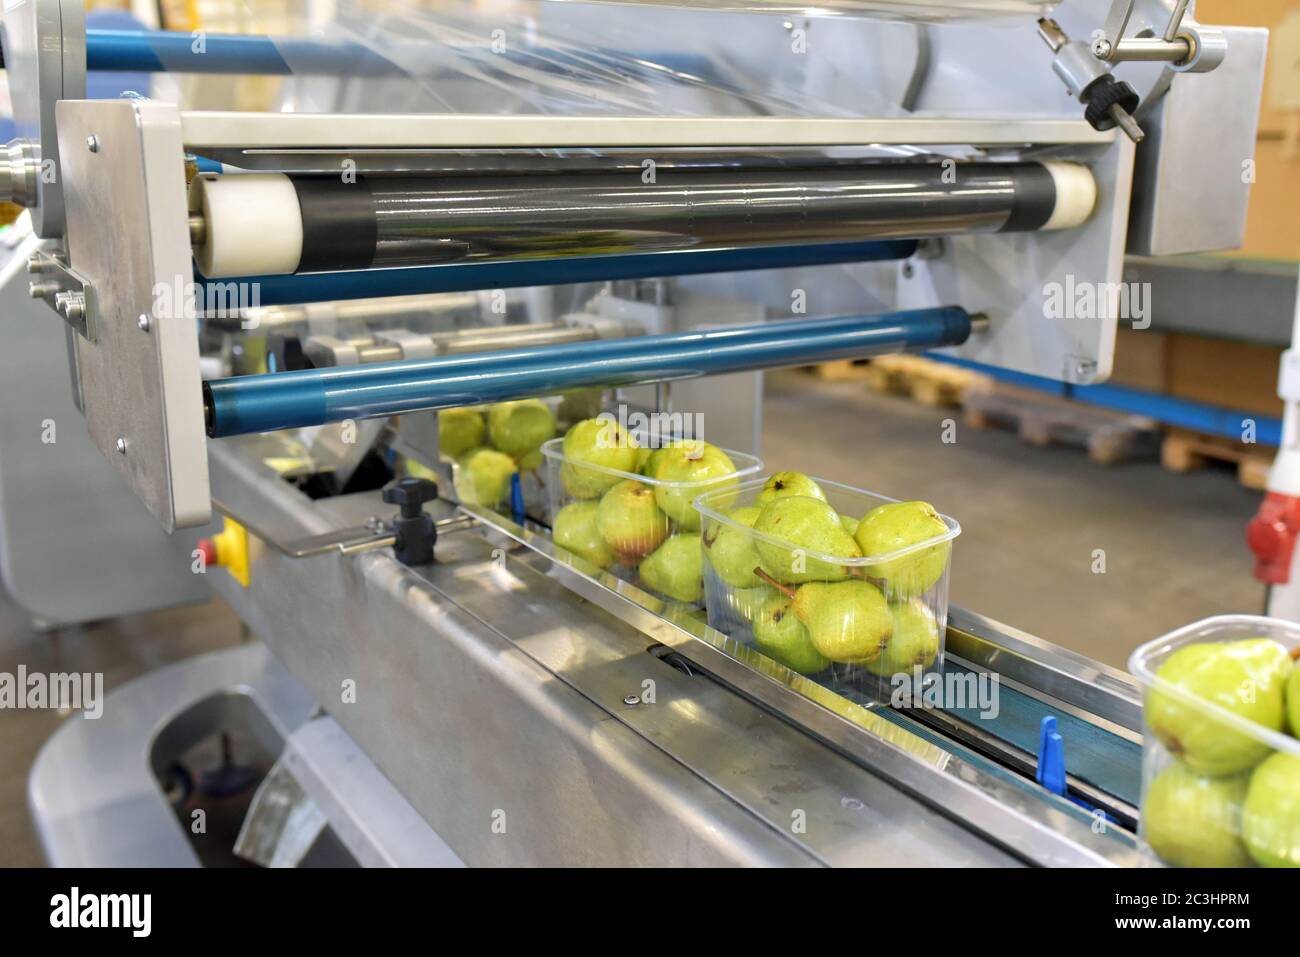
[85,29,719,80]
[195,240,918,310]
[205,307,971,437]
[86,29,399,76]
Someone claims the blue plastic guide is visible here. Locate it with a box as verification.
[1036,715,1120,824]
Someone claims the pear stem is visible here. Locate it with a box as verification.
[753,566,798,599]
[1290,645,1300,662]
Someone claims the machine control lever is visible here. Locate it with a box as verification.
[382,477,440,566]
[1038,18,1144,144]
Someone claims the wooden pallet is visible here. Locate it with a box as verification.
[963,383,1161,465]
[808,359,871,381]
[1161,428,1275,490]
[865,355,990,407]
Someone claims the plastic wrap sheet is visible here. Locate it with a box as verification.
[537,0,1057,21]
[274,0,864,119]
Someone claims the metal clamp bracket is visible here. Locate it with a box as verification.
[26,249,96,340]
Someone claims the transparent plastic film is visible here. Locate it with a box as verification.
[266,0,864,120]
[1129,616,1300,869]
[536,0,1057,23]
[696,475,958,700]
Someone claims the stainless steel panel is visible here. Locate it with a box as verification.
[57,99,211,530]
[1127,26,1269,256]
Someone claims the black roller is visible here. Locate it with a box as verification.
[193,161,1095,278]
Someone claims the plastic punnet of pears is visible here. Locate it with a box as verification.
[700,471,954,681]
[1140,634,1300,868]
[547,418,750,605]
[438,400,558,509]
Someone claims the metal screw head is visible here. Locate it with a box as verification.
[26,255,44,274]
[901,261,915,279]
[86,135,99,153]
[623,694,641,706]
[55,292,85,321]
[1092,38,1112,59]
[137,313,151,332]
[115,437,127,454]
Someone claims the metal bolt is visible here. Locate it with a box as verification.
[901,261,915,279]
[623,694,641,706]
[86,135,99,153]
[28,281,58,299]
[115,437,127,454]
[1092,38,1112,59]
[26,255,45,274]
[137,313,151,332]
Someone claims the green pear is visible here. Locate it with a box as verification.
[854,500,950,597]
[755,471,827,507]
[438,407,485,458]
[560,418,640,499]
[639,442,676,479]
[634,446,654,474]
[1287,665,1300,736]
[596,480,669,562]
[455,447,516,507]
[1242,751,1300,868]
[516,449,543,472]
[488,399,556,461]
[1144,762,1253,868]
[652,441,738,529]
[753,593,831,674]
[753,496,862,584]
[792,579,892,664]
[702,506,763,588]
[840,514,859,536]
[556,389,604,427]
[865,601,941,677]
[728,584,776,623]
[640,534,703,603]
[552,501,615,570]
[1147,638,1293,777]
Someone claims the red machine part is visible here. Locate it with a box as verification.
[1247,492,1300,585]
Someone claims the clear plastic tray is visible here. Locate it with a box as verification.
[1129,615,1300,869]
[539,432,763,605]
[695,475,959,699]
[437,393,606,516]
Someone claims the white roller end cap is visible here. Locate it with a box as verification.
[191,173,303,278]
[1040,161,1097,231]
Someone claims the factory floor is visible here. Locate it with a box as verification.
[0,370,1266,866]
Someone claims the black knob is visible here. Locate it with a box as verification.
[383,477,438,519]
[1081,74,1140,133]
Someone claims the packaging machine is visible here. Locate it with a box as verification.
[1,0,1271,866]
